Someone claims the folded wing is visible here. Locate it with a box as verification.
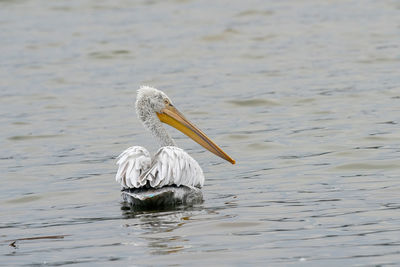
[140,146,205,189]
[116,146,152,188]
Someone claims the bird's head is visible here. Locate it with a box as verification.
[136,86,172,114]
[135,86,235,165]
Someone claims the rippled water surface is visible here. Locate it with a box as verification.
[1,0,400,265]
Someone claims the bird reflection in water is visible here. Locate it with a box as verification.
[121,204,203,256]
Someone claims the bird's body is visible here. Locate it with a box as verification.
[116,86,234,208]
[116,146,204,189]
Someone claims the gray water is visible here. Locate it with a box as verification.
[1,0,400,265]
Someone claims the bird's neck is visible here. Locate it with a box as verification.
[154,123,176,147]
[143,113,176,147]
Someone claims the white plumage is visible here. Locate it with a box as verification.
[116,146,204,189]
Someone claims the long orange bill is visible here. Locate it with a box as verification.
[157,105,235,164]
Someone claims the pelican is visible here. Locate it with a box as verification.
[116,86,235,208]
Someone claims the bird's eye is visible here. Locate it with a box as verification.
[164,99,169,105]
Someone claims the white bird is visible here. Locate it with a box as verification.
[116,86,235,208]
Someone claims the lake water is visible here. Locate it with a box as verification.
[1,0,400,265]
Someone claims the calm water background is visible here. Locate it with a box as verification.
[1,0,400,265]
